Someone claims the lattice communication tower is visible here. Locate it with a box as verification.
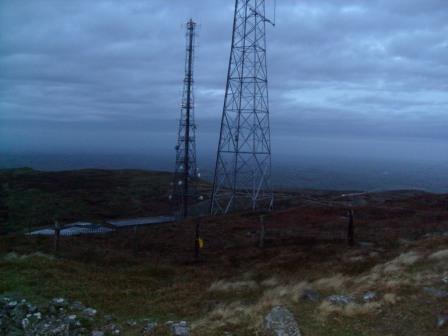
[211,0,275,214]
[171,19,199,218]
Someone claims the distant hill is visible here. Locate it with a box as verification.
[0,168,174,233]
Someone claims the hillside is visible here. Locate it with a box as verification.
[1,169,448,335]
[0,168,174,233]
[1,216,448,335]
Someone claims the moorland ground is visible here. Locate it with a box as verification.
[1,169,448,335]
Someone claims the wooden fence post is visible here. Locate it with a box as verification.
[133,225,138,257]
[347,209,355,247]
[259,215,266,248]
[54,220,60,254]
[194,217,201,261]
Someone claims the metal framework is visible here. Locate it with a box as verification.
[211,0,274,214]
[171,19,198,218]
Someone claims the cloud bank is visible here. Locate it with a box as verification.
[0,0,447,155]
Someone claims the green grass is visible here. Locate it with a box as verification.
[1,240,448,335]
[0,253,189,319]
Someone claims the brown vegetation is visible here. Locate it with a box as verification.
[1,170,448,335]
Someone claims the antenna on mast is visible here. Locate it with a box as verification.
[274,0,277,26]
[171,19,199,219]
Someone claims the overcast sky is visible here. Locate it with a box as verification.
[0,0,447,157]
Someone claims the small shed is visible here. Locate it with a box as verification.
[29,222,115,237]
[107,216,175,228]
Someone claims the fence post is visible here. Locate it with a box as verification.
[259,215,266,248]
[194,217,201,261]
[347,209,355,247]
[133,225,138,257]
[54,220,60,254]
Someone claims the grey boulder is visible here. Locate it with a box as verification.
[263,306,301,336]
[167,320,190,336]
[437,314,448,329]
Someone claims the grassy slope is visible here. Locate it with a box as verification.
[1,228,448,335]
[1,169,448,335]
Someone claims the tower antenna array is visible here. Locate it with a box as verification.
[211,0,275,214]
[171,19,198,218]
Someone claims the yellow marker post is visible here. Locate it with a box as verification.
[194,218,202,261]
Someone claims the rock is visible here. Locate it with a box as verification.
[66,314,81,327]
[167,320,190,336]
[0,296,105,335]
[327,295,354,306]
[11,301,31,324]
[49,323,69,334]
[142,321,158,335]
[27,303,38,314]
[83,307,97,318]
[52,297,66,307]
[24,311,42,326]
[6,300,18,309]
[103,314,114,322]
[442,276,448,284]
[92,331,105,336]
[68,314,77,320]
[0,296,10,303]
[263,306,301,336]
[423,287,448,298]
[363,291,377,302]
[71,301,85,311]
[301,289,320,302]
[21,317,30,329]
[103,323,121,335]
[437,314,448,328]
[126,319,137,326]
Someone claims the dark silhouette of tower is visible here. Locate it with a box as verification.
[171,19,198,218]
[211,0,274,214]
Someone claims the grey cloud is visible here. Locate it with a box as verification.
[0,0,447,150]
